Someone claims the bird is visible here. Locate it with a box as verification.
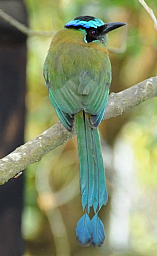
[43,15,126,247]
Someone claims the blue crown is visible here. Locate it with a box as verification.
[65,16,104,29]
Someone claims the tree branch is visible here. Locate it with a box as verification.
[0,8,128,53]
[0,77,157,184]
[139,0,157,31]
[0,9,54,36]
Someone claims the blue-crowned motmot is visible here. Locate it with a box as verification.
[43,15,126,247]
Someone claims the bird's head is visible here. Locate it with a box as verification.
[65,16,126,44]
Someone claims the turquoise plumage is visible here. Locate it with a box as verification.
[43,16,126,247]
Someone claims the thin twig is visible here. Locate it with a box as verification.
[108,26,128,54]
[36,147,72,256]
[0,9,54,36]
[0,77,157,184]
[0,8,127,53]
[139,0,157,31]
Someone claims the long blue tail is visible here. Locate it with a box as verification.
[75,111,108,246]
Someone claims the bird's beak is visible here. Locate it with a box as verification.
[100,22,126,35]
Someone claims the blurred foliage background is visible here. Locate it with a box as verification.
[22,0,157,255]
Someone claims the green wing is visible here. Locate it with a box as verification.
[43,42,111,130]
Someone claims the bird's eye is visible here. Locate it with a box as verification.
[86,28,99,43]
[89,29,97,37]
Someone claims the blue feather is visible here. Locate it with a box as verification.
[91,128,108,213]
[76,213,92,246]
[65,17,104,29]
[75,112,95,212]
[75,112,107,247]
[91,213,105,246]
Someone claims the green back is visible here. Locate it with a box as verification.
[43,29,111,130]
